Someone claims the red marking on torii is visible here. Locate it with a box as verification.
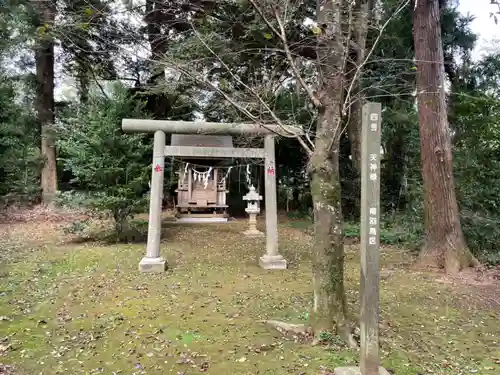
[267,167,275,175]
[154,164,162,172]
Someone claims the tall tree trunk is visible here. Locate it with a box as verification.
[412,0,477,273]
[144,0,172,118]
[145,0,168,65]
[308,0,355,347]
[384,124,407,210]
[347,72,363,219]
[310,134,353,344]
[347,0,372,174]
[34,1,57,205]
[76,58,90,104]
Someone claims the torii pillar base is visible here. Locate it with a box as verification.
[334,367,390,375]
[139,257,167,273]
[259,254,287,270]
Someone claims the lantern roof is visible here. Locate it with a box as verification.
[243,185,262,201]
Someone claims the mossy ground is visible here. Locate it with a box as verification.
[0,214,499,374]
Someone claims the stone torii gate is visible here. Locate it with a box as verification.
[122,119,300,272]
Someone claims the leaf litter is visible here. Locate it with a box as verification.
[0,210,498,374]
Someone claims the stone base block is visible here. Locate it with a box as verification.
[259,254,287,270]
[176,217,228,223]
[243,229,264,238]
[334,366,391,375]
[139,257,167,273]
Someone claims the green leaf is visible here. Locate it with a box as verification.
[77,23,90,30]
[311,25,321,35]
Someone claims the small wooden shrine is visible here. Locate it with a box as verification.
[173,134,231,222]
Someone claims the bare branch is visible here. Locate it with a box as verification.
[343,0,411,115]
[88,66,110,100]
[165,60,259,122]
[247,0,282,37]
[164,49,314,153]
[248,0,322,108]
[305,131,315,150]
[189,24,313,155]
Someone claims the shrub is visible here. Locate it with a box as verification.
[0,76,41,205]
[461,212,500,266]
[56,84,152,241]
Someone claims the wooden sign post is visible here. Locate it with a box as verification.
[359,102,383,375]
[335,102,388,375]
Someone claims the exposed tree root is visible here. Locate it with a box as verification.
[336,321,359,349]
[260,320,311,335]
[260,320,358,349]
[416,240,480,274]
[342,327,359,349]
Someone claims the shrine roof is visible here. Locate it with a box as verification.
[170,134,233,148]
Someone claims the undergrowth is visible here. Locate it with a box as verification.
[286,211,500,265]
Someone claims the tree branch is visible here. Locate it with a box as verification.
[171,63,257,121]
[163,57,312,153]
[343,0,411,115]
[88,66,110,100]
[248,0,322,108]
[189,24,313,155]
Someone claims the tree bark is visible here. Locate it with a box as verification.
[76,58,90,104]
[34,1,57,205]
[347,0,372,175]
[412,0,477,273]
[309,142,353,343]
[308,0,354,346]
[347,0,373,216]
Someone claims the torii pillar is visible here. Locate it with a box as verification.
[259,134,285,269]
[122,119,297,272]
[140,130,167,272]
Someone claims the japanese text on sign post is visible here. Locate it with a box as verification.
[363,109,381,248]
[367,111,380,247]
[360,103,382,375]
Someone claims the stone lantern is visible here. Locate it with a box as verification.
[242,185,264,237]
